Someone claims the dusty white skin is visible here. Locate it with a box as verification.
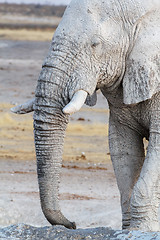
[12,0,160,231]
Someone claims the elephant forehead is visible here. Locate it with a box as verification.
[55,0,112,36]
[68,0,107,14]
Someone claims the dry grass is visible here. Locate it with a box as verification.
[66,123,108,136]
[0,104,35,160]
[0,103,110,165]
[0,28,54,41]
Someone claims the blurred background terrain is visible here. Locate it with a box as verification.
[0,3,66,40]
[0,1,122,230]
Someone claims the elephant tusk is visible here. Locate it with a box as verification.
[63,90,88,115]
[11,98,35,114]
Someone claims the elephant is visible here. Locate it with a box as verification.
[11,0,160,232]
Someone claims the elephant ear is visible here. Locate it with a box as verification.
[123,11,160,104]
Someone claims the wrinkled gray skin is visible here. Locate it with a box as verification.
[12,0,160,232]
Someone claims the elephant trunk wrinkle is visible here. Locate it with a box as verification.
[34,110,75,228]
[36,65,92,112]
[42,65,71,79]
[44,39,87,76]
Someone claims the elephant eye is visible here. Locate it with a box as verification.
[91,37,101,48]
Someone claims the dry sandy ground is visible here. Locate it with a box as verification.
[0,39,122,230]
[0,159,121,229]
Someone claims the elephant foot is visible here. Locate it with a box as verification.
[43,208,76,229]
[122,223,131,230]
[129,220,160,232]
[122,215,131,230]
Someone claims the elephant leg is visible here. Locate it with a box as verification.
[130,130,160,231]
[109,115,145,229]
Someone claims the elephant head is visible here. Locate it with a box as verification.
[11,0,160,229]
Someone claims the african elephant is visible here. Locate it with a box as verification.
[11,0,160,232]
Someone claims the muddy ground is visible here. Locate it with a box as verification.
[0,39,122,230]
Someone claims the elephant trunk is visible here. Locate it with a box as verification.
[11,39,97,228]
[34,105,76,229]
[33,64,79,229]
